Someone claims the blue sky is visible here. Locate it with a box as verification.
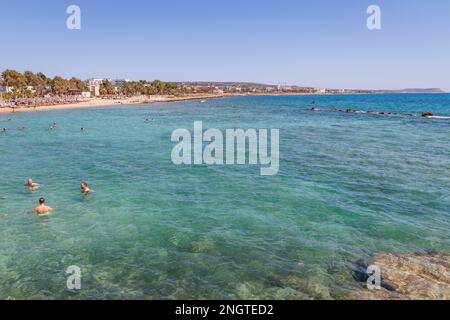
[1,0,449,90]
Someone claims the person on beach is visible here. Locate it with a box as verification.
[81,182,93,195]
[34,198,54,215]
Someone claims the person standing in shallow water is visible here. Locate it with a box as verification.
[34,198,54,215]
[27,178,41,191]
[81,182,93,195]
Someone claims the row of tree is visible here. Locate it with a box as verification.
[117,80,179,96]
[0,70,88,98]
[1,69,180,99]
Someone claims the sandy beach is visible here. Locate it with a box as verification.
[0,94,242,114]
[0,92,344,114]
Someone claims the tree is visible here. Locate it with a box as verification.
[51,76,70,95]
[69,77,88,92]
[122,81,139,96]
[2,69,27,89]
[24,71,37,86]
[36,72,50,85]
[24,71,48,96]
[165,82,178,95]
[151,80,165,95]
[99,79,115,95]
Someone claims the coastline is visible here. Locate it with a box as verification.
[2,92,447,116]
[0,92,362,114]
[0,94,225,114]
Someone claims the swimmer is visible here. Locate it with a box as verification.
[2,128,7,133]
[27,178,41,191]
[81,182,93,195]
[34,198,54,215]
[81,127,85,132]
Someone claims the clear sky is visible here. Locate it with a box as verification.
[1,0,449,91]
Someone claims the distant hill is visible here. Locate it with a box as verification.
[374,88,446,94]
[173,82,447,94]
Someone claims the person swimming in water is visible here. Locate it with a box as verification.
[34,198,54,215]
[81,182,93,195]
[27,178,41,191]
[2,128,7,133]
[48,122,59,130]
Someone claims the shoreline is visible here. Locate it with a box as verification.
[0,92,374,114]
[1,91,447,115]
[0,94,224,114]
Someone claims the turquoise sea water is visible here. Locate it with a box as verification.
[1,94,449,299]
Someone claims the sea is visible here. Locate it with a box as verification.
[0,94,449,299]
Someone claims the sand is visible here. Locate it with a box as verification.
[0,93,242,114]
[0,92,336,114]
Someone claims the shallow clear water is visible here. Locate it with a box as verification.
[0,94,449,299]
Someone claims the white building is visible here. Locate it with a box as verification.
[213,87,224,94]
[89,84,100,97]
[87,79,104,97]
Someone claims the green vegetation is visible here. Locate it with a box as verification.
[0,69,180,99]
[118,80,179,96]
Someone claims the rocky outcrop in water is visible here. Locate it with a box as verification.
[351,253,450,300]
[308,108,450,119]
